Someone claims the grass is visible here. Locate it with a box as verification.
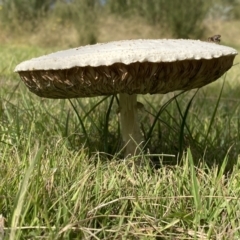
[1,21,240,239]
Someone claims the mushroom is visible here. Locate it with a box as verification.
[14,39,238,156]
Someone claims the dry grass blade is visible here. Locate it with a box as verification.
[0,215,4,240]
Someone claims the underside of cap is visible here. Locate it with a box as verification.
[18,55,235,98]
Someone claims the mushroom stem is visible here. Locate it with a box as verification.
[119,93,143,156]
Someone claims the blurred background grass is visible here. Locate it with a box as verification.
[0,0,240,47]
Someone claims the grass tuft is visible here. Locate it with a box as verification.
[0,16,240,239]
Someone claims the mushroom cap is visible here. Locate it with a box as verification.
[15,39,238,98]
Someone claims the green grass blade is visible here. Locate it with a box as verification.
[82,96,110,121]
[204,76,226,146]
[103,95,114,153]
[145,90,187,142]
[9,146,44,240]
[187,148,201,225]
[68,99,90,147]
[175,90,198,155]
[217,147,231,181]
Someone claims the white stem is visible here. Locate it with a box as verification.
[119,93,143,156]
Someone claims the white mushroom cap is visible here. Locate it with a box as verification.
[14,39,237,98]
[15,39,237,70]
